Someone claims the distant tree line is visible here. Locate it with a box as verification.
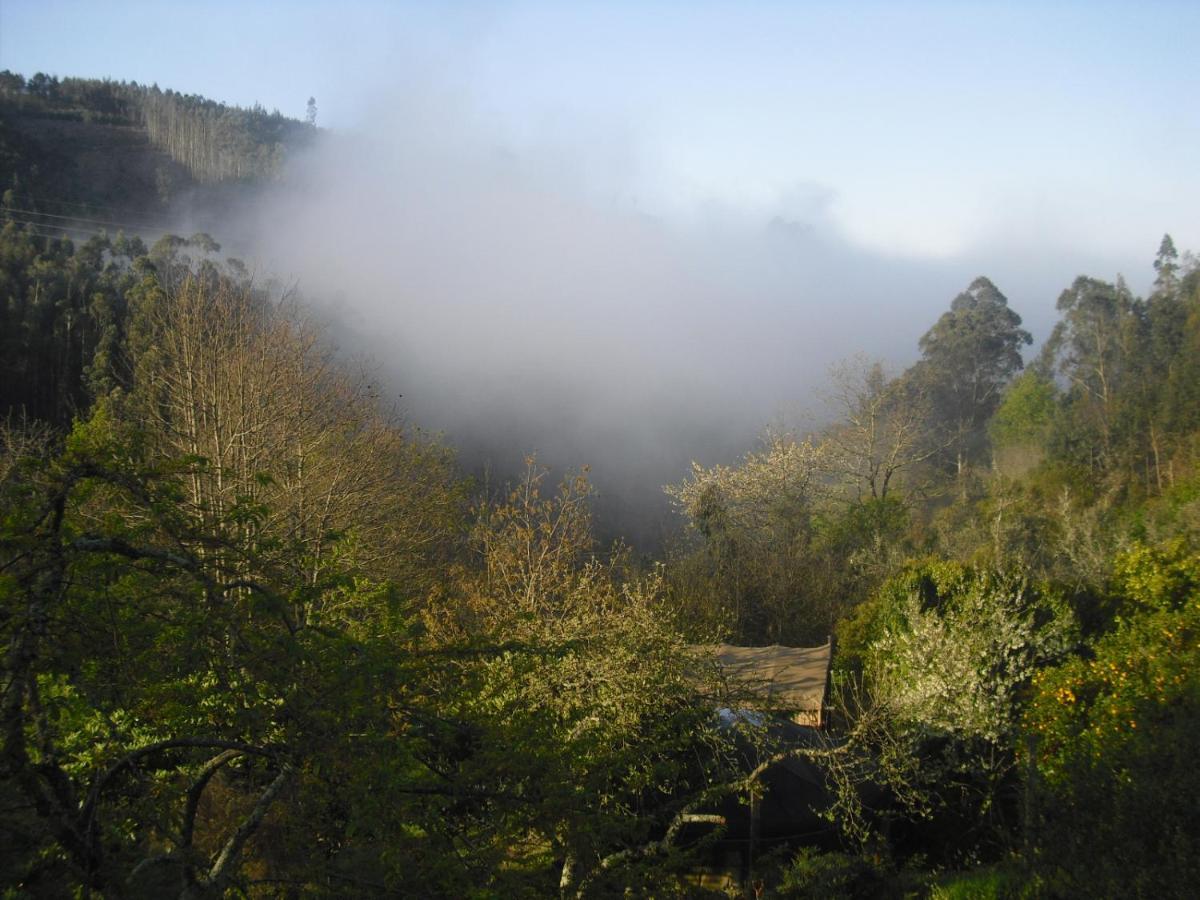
[0,70,313,182]
[665,241,1200,650]
[0,221,146,424]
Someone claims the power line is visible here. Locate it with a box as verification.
[23,195,181,228]
[2,217,262,258]
[3,206,178,235]
[5,218,133,238]
[4,216,91,234]
[24,198,219,237]
[3,218,109,240]
[1,216,163,247]
[19,194,238,234]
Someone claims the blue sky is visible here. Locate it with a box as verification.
[3,1,1197,262]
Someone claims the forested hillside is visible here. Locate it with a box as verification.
[3,71,1200,898]
[1,71,311,184]
[0,71,312,246]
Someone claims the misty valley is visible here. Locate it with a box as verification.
[3,65,1200,899]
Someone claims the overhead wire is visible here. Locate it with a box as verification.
[23,195,179,227]
[1,216,155,244]
[4,215,142,236]
[23,196,222,235]
[3,205,183,234]
[3,216,90,234]
[24,195,234,234]
[2,217,264,269]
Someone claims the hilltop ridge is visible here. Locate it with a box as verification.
[0,70,314,240]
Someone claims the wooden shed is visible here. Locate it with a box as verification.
[710,641,833,727]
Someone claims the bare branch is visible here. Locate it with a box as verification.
[181,750,243,850]
[82,738,281,825]
[206,762,294,889]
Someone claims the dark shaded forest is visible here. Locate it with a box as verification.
[3,74,1200,898]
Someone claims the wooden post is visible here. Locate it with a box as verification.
[1023,732,1040,876]
[745,792,760,899]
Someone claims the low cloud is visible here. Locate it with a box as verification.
[233,82,1155,546]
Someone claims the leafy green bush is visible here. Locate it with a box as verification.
[834,561,1077,863]
[1025,540,1200,897]
[927,862,1033,899]
[776,848,894,899]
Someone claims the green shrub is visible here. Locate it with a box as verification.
[776,848,893,899]
[1024,540,1200,897]
[928,862,1033,899]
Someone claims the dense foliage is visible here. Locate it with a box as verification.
[1,71,311,185]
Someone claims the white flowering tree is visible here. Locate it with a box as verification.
[664,432,825,643]
[866,564,1075,744]
[849,561,1077,857]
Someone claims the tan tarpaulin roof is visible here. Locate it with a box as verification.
[711,642,831,711]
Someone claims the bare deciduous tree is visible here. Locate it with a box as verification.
[125,268,461,626]
[820,356,943,503]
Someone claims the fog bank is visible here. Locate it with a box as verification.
[237,87,1152,546]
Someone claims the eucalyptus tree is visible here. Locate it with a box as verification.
[914,277,1031,479]
[1039,275,1139,471]
[1152,233,1180,295]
